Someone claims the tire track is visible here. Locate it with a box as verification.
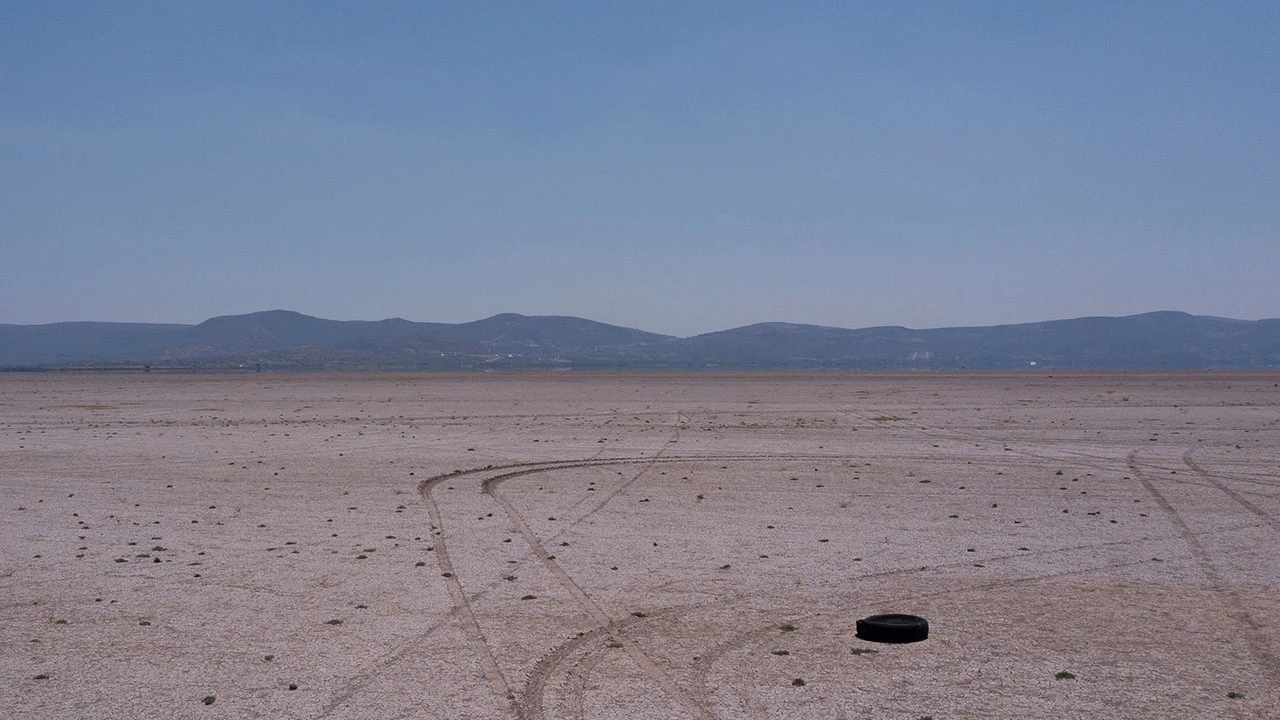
[405,423,733,718]
[541,410,686,538]
[1182,449,1279,529]
[485,414,717,720]
[315,611,454,718]
[410,455,668,715]
[519,625,610,720]
[413,462,672,684]
[842,407,1131,476]
[1126,450,1279,685]
[518,614,647,720]
[417,473,516,712]
[1126,451,1217,571]
[561,643,605,720]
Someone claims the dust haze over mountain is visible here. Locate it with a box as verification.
[3,310,1277,371]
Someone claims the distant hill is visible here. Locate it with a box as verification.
[658,312,1280,369]
[0,311,677,370]
[2,310,1278,370]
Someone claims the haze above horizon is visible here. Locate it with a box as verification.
[3,2,1277,337]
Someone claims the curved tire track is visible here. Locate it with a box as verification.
[421,444,842,719]
[484,414,717,720]
[417,471,516,711]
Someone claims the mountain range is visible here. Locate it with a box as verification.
[2,310,1279,371]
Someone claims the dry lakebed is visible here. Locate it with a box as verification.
[2,371,1278,719]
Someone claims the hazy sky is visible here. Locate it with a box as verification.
[3,2,1277,336]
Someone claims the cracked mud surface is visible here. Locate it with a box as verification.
[2,371,1278,718]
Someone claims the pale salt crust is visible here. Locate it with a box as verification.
[1,371,1277,719]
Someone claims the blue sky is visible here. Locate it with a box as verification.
[3,2,1277,336]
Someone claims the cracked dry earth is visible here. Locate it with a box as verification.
[2,371,1278,719]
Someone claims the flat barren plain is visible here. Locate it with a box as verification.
[2,371,1278,719]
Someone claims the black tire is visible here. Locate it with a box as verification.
[855,613,929,643]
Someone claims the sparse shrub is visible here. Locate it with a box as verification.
[1055,670,1076,680]
[791,678,806,686]
[779,623,796,632]
[201,695,216,705]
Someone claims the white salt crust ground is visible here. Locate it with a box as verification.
[1,371,1277,719]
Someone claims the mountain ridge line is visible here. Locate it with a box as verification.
[3,309,1278,370]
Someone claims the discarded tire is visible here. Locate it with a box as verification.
[855,613,929,643]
